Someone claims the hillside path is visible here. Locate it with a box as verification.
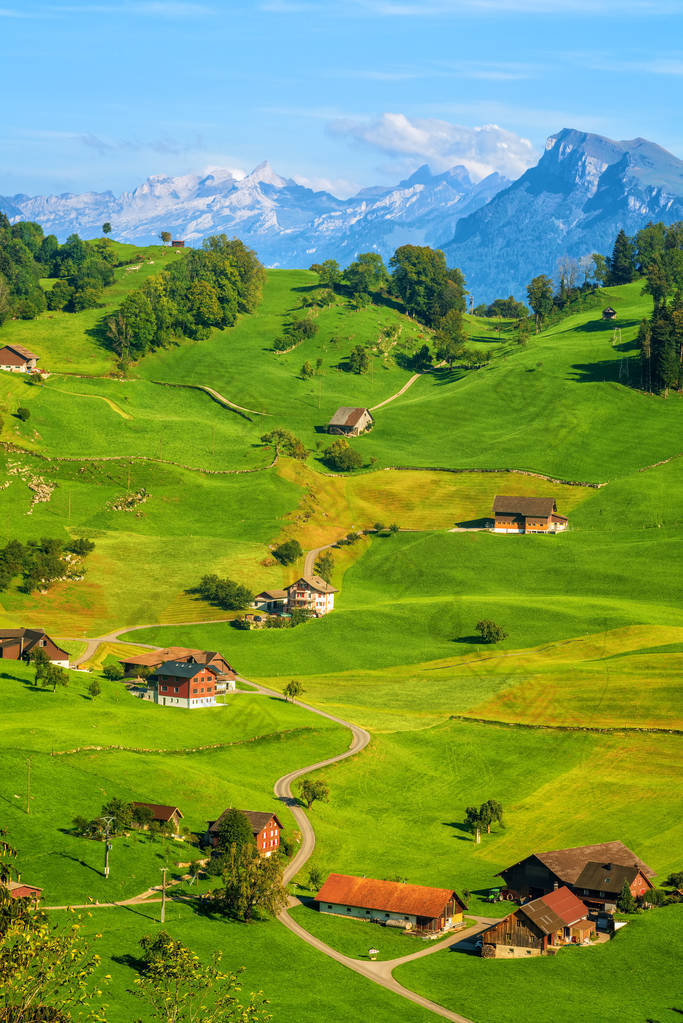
[151,379,268,417]
[370,372,421,412]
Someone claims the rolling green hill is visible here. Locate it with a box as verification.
[0,247,681,1023]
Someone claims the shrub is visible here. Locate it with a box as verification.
[323,438,364,472]
[475,620,508,644]
[273,539,302,565]
[102,662,124,681]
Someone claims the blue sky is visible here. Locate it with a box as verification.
[1,0,681,197]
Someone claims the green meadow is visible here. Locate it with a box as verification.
[0,251,681,1023]
[395,905,683,1023]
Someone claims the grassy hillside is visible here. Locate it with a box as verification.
[0,251,681,1023]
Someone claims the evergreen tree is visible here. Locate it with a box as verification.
[216,809,254,853]
[606,229,637,285]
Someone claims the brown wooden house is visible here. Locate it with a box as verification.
[498,841,655,912]
[0,344,39,374]
[131,802,184,832]
[0,628,69,667]
[316,874,466,934]
[481,887,593,958]
[602,307,617,320]
[492,496,568,534]
[327,407,374,437]
[206,810,283,858]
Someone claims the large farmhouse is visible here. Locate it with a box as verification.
[152,660,218,708]
[207,809,283,857]
[285,575,338,616]
[0,628,70,667]
[121,647,236,691]
[0,344,39,374]
[492,496,568,534]
[499,841,654,912]
[480,887,594,958]
[327,407,374,437]
[317,874,466,935]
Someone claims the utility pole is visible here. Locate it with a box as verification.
[99,816,114,879]
[160,867,167,923]
[26,758,31,815]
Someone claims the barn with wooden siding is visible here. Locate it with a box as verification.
[498,841,654,911]
[481,887,593,958]
[327,407,374,437]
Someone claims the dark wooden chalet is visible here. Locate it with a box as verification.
[602,307,617,319]
[0,628,69,667]
[499,841,655,911]
[481,887,592,958]
[207,809,283,858]
[317,874,466,934]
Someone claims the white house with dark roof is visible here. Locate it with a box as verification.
[285,575,338,616]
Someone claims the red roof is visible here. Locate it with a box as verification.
[7,881,42,899]
[539,886,588,926]
[317,874,462,919]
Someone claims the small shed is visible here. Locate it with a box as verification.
[602,307,617,320]
[327,407,374,437]
[131,802,184,830]
[171,240,185,248]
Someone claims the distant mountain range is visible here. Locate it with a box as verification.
[2,129,682,301]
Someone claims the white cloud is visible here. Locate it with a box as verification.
[328,113,538,181]
[261,0,680,14]
[292,173,360,198]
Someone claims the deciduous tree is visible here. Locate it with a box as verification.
[475,619,507,644]
[216,844,287,923]
[299,779,329,809]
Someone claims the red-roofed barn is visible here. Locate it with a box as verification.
[316,874,466,934]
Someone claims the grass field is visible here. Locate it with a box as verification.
[0,661,348,904]
[0,254,681,1023]
[394,904,683,1023]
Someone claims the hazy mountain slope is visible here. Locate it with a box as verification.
[443,128,683,302]
[0,162,507,267]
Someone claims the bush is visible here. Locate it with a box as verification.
[16,407,30,422]
[475,620,508,644]
[193,574,253,610]
[102,662,124,681]
[323,438,364,472]
[273,539,302,565]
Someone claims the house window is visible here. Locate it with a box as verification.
[174,687,179,693]
[327,905,333,909]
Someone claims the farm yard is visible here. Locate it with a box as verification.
[0,244,681,1023]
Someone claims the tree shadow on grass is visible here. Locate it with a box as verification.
[451,636,482,645]
[573,317,640,335]
[569,358,640,385]
[442,821,474,842]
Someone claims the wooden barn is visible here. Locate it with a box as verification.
[131,802,184,832]
[492,496,568,534]
[480,887,593,958]
[206,810,283,857]
[498,841,654,912]
[327,407,374,437]
[602,307,617,320]
[0,628,69,667]
[316,874,466,935]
